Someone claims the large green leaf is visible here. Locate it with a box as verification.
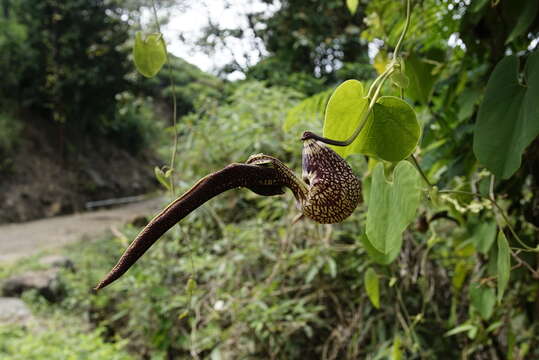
[366,161,422,254]
[472,221,497,254]
[323,82,420,162]
[469,283,495,320]
[133,32,167,78]
[473,51,539,179]
[322,80,369,158]
[355,96,420,162]
[404,53,438,104]
[364,267,380,309]
[496,231,510,303]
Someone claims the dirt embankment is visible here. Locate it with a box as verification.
[0,118,161,223]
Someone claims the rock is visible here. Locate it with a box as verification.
[1,268,64,302]
[0,297,34,325]
[39,255,75,271]
[130,215,149,228]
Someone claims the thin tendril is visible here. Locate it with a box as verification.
[392,0,412,61]
[410,154,432,188]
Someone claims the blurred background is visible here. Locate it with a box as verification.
[0,0,538,359]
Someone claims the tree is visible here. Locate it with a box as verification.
[197,0,372,91]
[13,0,131,133]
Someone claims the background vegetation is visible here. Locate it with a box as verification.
[1,0,539,359]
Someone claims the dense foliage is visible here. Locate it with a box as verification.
[0,0,218,155]
[1,0,539,359]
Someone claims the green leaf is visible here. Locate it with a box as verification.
[355,96,420,162]
[154,166,171,191]
[346,0,359,15]
[284,88,332,131]
[323,83,420,161]
[472,221,497,254]
[366,161,421,254]
[496,231,510,303]
[322,80,369,158]
[469,283,495,320]
[404,53,438,104]
[360,233,401,265]
[473,51,539,179]
[470,0,489,13]
[186,277,197,295]
[133,32,167,78]
[364,267,380,309]
[452,261,469,291]
[444,323,477,337]
[373,51,390,75]
[391,71,409,89]
[391,335,403,360]
[506,0,538,44]
[178,310,189,320]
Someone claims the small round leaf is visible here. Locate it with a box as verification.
[356,96,420,162]
[134,32,167,78]
[322,79,369,158]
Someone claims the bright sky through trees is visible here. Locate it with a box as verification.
[153,0,279,79]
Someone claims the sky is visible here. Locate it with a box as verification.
[152,0,279,79]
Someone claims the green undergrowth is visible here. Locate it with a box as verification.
[0,320,132,360]
[1,81,537,358]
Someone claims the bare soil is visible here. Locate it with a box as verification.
[0,196,164,263]
[0,117,162,223]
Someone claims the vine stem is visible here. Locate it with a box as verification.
[304,0,411,147]
[149,1,197,351]
[392,0,412,61]
[304,68,395,146]
[410,154,432,188]
[438,189,536,252]
[151,0,178,196]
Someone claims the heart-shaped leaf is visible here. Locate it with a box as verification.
[323,80,369,158]
[133,32,167,78]
[473,50,539,179]
[366,161,421,254]
[404,53,438,104]
[391,71,409,89]
[355,96,420,162]
[323,81,420,162]
[364,267,380,309]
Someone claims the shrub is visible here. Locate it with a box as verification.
[0,323,133,360]
[0,112,22,153]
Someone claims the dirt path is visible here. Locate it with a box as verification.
[0,196,165,263]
